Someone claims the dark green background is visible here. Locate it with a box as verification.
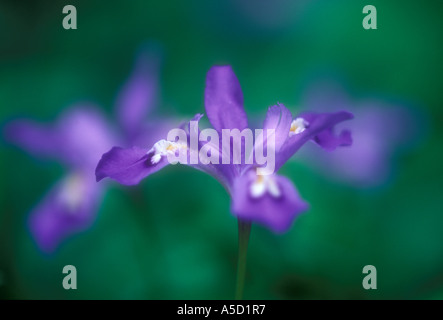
[1,0,442,299]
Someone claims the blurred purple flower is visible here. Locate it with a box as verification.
[4,47,167,253]
[298,82,419,188]
[96,66,353,233]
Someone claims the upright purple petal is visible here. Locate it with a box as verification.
[276,111,353,170]
[231,170,308,233]
[262,104,293,152]
[205,65,248,132]
[184,114,237,190]
[245,104,293,173]
[29,171,103,253]
[115,48,161,139]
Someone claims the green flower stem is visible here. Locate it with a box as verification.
[235,219,251,300]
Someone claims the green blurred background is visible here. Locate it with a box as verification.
[1,0,442,299]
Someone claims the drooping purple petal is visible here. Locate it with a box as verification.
[300,112,353,150]
[304,121,390,187]
[184,113,237,190]
[311,127,352,151]
[276,111,354,170]
[204,65,248,132]
[115,47,161,139]
[96,114,199,186]
[96,113,241,190]
[28,171,103,253]
[231,170,308,233]
[96,146,168,186]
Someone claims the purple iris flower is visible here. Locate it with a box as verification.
[4,48,165,253]
[96,66,353,233]
[298,81,419,188]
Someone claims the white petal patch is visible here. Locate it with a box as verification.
[249,172,281,199]
[148,139,187,164]
[151,153,162,164]
[267,179,281,198]
[58,173,85,213]
[289,118,309,137]
[250,180,267,198]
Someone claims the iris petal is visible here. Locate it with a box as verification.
[204,65,248,132]
[115,46,160,139]
[29,171,102,253]
[231,171,308,233]
[276,111,354,170]
[95,146,168,185]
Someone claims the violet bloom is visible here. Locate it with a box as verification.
[298,82,418,188]
[96,66,353,233]
[4,49,164,253]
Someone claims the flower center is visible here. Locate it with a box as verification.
[148,139,188,164]
[250,173,281,198]
[289,118,309,137]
